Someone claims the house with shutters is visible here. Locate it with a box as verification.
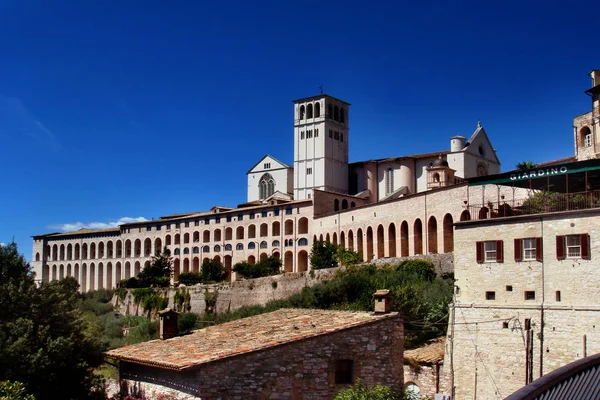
[447,156,600,399]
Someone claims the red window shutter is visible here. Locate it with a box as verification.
[556,235,565,260]
[581,234,591,260]
[496,240,504,263]
[476,241,484,263]
[514,238,523,262]
[536,237,543,262]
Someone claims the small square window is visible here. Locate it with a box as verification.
[502,321,509,329]
[238,214,243,221]
[175,223,180,229]
[486,291,496,300]
[226,216,232,222]
[185,221,190,228]
[334,360,353,384]
[307,168,313,175]
[156,225,161,231]
[556,291,561,302]
[264,162,271,169]
[506,285,513,292]
[525,291,536,300]
[146,225,151,231]
[194,219,199,226]
[204,218,210,225]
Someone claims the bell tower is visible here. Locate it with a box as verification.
[293,94,350,200]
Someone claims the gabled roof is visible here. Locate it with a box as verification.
[105,308,399,372]
[247,154,291,175]
[404,337,445,365]
[464,123,500,164]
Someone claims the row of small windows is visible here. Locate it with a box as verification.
[300,129,318,139]
[333,198,357,212]
[328,129,344,142]
[173,238,310,254]
[475,234,591,263]
[299,103,347,124]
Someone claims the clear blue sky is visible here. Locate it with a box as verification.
[1,0,598,260]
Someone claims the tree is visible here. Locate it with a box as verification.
[0,242,104,399]
[334,379,398,400]
[200,259,226,282]
[516,160,537,170]
[310,241,339,270]
[233,256,282,279]
[0,381,35,400]
[137,247,172,287]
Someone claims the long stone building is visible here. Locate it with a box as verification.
[31,93,502,291]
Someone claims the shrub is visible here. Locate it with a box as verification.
[177,313,198,334]
[334,379,398,400]
[310,241,338,270]
[396,259,436,281]
[178,272,203,286]
[0,381,36,400]
[201,259,226,282]
[233,257,282,279]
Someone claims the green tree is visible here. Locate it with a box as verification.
[310,240,339,270]
[336,246,362,267]
[0,381,36,400]
[516,160,537,170]
[0,242,104,400]
[233,256,282,279]
[200,259,226,282]
[137,247,172,287]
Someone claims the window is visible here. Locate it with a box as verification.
[203,246,210,253]
[315,128,319,137]
[307,130,313,139]
[556,291,561,302]
[298,238,309,246]
[193,247,199,254]
[260,241,268,249]
[183,248,189,254]
[385,167,394,195]
[502,321,509,329]
[238,213,243,221]
[524,291,536,300]
[485,291,495,300]
[307,168,313,175]
[261,210,268,218]
[334,131,339,140]
[301,131,305,139]
[236,243,244,250]
[248,242,256,249]
[176,222,180,229]
[174,248,180,255]
[156,225,161,231]
[506,285,513,292]
[250,212,255,220]
[286,207,293,215]
[334,360,353,384]
[272,240,280,247]
[185,221,190,228]
[264,162,271,169]
[216,217,221,223]
[274,208,280,216]
[226,215,232,222]
[329,129,333,138]
[259,173,275,200]
[585,133,592,147]
[225,244,232,251]
[514,237,542,262]
[214,245,221,252]
[476,240,503,263]
[204,218,210,225]
[194,219,199,226]
[556,234,590,260]
[146,225,151,231]
[340,133,344,142]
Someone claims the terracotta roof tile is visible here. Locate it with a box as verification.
[105,308,399,371]
[404,337,445,364]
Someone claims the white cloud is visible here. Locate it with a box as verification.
[50,216,148,232]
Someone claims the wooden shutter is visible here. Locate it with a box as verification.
[556,235,565,260]
[581,234,591,260]
[535,237,543,262]
[496,240,504,263]
[514,239,523,262]
[476,241,484,263]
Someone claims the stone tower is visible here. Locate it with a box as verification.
[293,94,350,200]
[574,70,600,160]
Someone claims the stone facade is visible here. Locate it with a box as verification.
[449,209,600,399]
[574,70,600,161]
[107,309,404,399]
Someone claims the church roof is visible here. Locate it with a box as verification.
[105,308,399,372]
[292,93,351,106]
[246,154,291,175]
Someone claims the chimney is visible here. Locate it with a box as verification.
[373,290,392,314]
[158,308,180,340]
[590,70,600,88]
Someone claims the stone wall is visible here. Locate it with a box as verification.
[115,267,341,317]
[403,363,451,399]
[119,314,404,399]
[372,252,454,276]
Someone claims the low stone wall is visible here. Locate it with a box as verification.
[403,363,451,398]
[114,267,341,317]
[372,252,454,276]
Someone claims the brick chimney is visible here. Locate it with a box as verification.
[158,308,180,340]
[373,290,392,314]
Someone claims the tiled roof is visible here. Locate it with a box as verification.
[105,308,399,372]
[404,337,445,364]
[33,227,120,238]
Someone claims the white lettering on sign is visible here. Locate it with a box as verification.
[510,166,568,181]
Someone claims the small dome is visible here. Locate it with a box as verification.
[432,156,449,167]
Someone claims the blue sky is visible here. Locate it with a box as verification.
[1,0,598,260]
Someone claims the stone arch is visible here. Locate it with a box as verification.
[106,262,113,289]
[35,252,40,261]
[248,255,256,265]
[284,251,293,272]
[299,104,305,119]
[183,258,190,273]
[115,262,121,283]
[298,217,309,234]
[298,250,308,272]
[144,238,152,257]
[184,233,190,244]
[203,230,210,243]
[193,257,200,273]
[260,252,268,261]
[51,264,57,280]
[67,243,73,260]
[97,262,104,289]
[400,221,409,257]
[134,239,141,257]
[82,243,88,259]
[124,240,131,257]
[443,213,454,253]
[214,229,222,242]
[59,244,65,260]
[366,227,374,261]
[333,232,338,245]
[388,223,397,257]
[348,230,354,251]
[580,126,592,147]
[306,103,313,118]
[74,263,80,284]
[315,102,321,117]
[59,264,64,279]
[376,224,385,258]
[334,199,340,211]
[52,244,58,261]
[342,199,348,210]
[326,233,331,243]
[225,227,233,241]
[165,235,172,246]
[340,231,346,248]
[154,238,162,255]
[66,263,72,277]
[106,241,113,258]
[125,261,131,279]
[75,243,81,259]
[89,263,95,291]
[284,220,294,235]
[98,241,105,258]
[428,216,438,254]
[81,263,87,292]
[236,226,245,239]
[90,243,96,259]
[460,210,471,221]
[260,223,268,237]
[357,228,364,260]
[414,219,423,255]
[478,207,489,220]
[134,261,141,276]
[272,221,281,236]
[193,231,200,243]
[174,234,180,245]
[248,224,256,239]
[173,259,180,281]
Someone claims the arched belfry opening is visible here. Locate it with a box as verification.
[259,173,275,200]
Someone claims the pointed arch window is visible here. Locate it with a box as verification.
[259,173,276,200]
